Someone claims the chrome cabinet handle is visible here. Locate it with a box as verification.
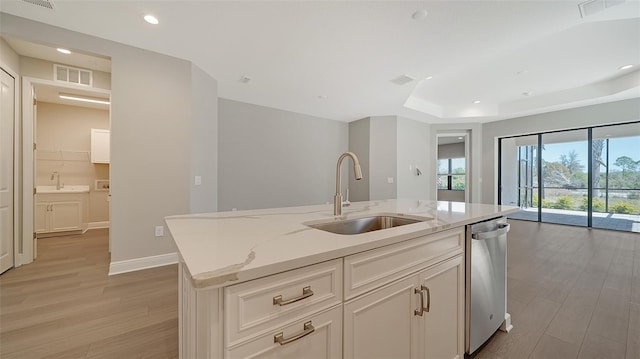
[414,285,430,316]
[273,286,314,306]
[414,287,425,316]
[422,285,430,313]
[274,321,315,345]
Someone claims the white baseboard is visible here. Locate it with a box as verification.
[109,252,178,275]
[88,221,110,230]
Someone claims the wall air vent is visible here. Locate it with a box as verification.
[54,64,93,87]
[21,0,55,10]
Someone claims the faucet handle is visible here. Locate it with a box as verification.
[342,188,351,207]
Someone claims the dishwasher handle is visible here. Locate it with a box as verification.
[472,223,510,240]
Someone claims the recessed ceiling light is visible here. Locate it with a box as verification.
[472,100,481,104]
[144,15,159,25]
[412,9,428,20]
[425,76,433,80]
[318,95,327,99]
[458,137,463,140]
[59,94,110,105]
[522,91,533,96]
[57,48,71,55]
[619,64,633,70]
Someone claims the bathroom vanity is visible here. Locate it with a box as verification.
[165,199,518,359]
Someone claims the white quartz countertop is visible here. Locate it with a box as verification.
[165,199,518,289]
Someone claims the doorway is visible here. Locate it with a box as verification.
[436,134,469,202]
[0,66,18,273]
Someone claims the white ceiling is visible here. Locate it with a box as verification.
[1,0,638,123]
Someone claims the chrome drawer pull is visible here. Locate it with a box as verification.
[273,286,314,306]
[274,321,315,345]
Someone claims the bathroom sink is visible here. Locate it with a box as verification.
[307,214,429,235]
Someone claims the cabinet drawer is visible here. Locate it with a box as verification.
[224,259,342,345]
[225,305,342,359]
[344,228,464,300]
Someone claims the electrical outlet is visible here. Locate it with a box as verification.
[387,177,395,184]
[155,225,164,237]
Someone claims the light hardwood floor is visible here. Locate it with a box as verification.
[0,229,178,359]
[477,220,640,359]
[1,222,638,358]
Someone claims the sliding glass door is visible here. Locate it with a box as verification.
[499,121,640,233]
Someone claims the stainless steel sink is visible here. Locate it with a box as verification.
[307,215,426,235]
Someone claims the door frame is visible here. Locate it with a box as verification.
[436,132,470,203]
[20,76,111,265]
[1,62,21,268]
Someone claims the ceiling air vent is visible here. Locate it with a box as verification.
[391,74,415,86]
[21,0,55,10]
[54,64,93,87]
[579,0,625,18]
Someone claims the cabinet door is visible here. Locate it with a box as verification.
[418,256,464,359]
[50,201,82,232]
[344,275,420,359]
[91,128,110,164]
[225,305,342,359]
[35,202,50,233]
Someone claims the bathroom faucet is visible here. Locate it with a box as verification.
[50,172,62,190]
[334,152,363,216]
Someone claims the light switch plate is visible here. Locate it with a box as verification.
[387,177,394,184]
[155,226,164,237]
[194,176,202,185]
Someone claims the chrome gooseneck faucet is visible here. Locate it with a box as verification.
[334,152,363,216]
[50,171,62,190]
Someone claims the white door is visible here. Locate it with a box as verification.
[0,69,15,274]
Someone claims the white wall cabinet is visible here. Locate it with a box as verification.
[91,128,110,164]
[179,228,465,359]
[35,193,88,236]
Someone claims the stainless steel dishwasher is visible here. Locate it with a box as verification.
[465,217,511,356]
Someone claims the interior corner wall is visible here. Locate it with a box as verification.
[396,117,430,200]
[1,13,202,263]
[481,98,640,205]
[0,37,20,72]
[217,98,348,211]
[369,116,398,200]
[190,64,218,213]
[348,118,370,202]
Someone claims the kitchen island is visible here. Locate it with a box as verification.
[166,199,518,358]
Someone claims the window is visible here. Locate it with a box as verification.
[437,158,465,190]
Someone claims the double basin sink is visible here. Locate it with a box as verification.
[306,214,431,235]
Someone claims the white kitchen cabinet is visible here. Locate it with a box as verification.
[179,228,465,359]
[344,255,464,359]
[344,275,418,358]
[35,193,88,236]
[225,305,342,359]
[90,128,110,164]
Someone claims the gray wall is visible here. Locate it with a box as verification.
[20,56,111,90]
[190,64,218,213]
[1,14,218,263]
[482,98,640,204]
[369,116,398,200]
[218,98,349,211]
[397,117,430,200]
[1,37,20,72]
[349,118,370,202]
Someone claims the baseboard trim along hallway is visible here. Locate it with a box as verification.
[88,221,110,229]
[109,252,178,275]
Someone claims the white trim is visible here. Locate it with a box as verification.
[109,252,178,275]
[1,63,21,268]
[87,221,110,229]
[21,76,111,265]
